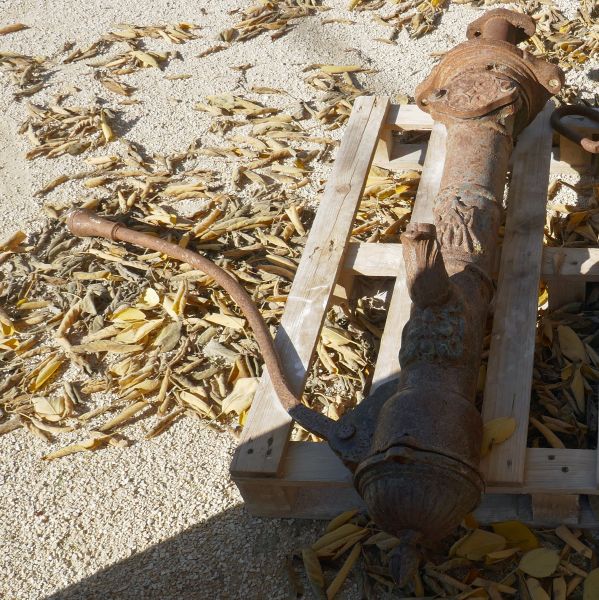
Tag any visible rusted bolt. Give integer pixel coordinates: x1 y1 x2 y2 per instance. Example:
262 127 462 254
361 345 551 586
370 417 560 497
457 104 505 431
337 422 356 440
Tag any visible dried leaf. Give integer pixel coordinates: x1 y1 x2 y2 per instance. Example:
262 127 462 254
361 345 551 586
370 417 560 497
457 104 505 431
326 542 361 599
0 23 28 35
452 529 506 560
326 509 359 533
98 401 147 432
42 435 112 460
204 312 246 330
32 396 66 423
30 357 63 391
491 521 539 551
584 569 599 600
221 377 259 415
481 417 516 457
558 325 587 362
519 548 560 578
301 548 326 599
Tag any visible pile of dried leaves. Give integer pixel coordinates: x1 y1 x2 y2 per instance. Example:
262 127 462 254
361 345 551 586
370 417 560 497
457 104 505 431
294 509 599 598
530 305 599 451
221 0 326 43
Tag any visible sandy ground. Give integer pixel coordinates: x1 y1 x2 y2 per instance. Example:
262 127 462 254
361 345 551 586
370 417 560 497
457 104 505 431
0 1 597 599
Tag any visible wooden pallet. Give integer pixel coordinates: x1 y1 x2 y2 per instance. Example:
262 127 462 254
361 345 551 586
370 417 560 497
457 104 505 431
230 96 599 526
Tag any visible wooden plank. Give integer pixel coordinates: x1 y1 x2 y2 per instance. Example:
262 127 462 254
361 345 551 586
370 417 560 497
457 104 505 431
385 103 597 139
371 271 409 392
542 247 599 279
373 125 394 168
244 488 598 525
382 104 597 175
373 141 427 172
344 243 599 281
365 121 446 393
343 242 404 276
411 121 446 223
531 494 580 525
385 103 433 130
236 443 598 494
547 278 587 309
481 102 555 486
230 96 390 478
377 140 591 175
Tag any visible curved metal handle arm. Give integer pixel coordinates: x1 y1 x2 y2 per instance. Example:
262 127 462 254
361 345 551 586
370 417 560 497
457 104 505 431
66 210 337 439
551 105 599 154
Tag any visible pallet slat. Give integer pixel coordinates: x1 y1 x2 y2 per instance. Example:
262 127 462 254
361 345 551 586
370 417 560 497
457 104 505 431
344 243 599 281
481 102 555 485
378 104 599 176
230 96 390 479
369 119 447 391
235 443 597 495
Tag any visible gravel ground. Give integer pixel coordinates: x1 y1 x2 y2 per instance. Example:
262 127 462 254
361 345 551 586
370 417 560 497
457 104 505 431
0 1 597 599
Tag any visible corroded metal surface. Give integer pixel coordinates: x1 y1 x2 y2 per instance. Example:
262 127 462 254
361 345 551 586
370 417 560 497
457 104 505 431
327 8 564 585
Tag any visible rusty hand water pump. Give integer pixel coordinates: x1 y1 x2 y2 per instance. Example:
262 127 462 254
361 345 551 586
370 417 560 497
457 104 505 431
67 8 564 587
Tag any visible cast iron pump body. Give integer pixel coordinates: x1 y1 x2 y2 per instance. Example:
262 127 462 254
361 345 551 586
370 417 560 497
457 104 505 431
296 8 564 582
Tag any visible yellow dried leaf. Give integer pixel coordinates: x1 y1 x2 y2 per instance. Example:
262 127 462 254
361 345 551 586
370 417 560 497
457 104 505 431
111 307 146 323
326 510 359 533
115 319 163 343
527 578 549 600
452 529 506 560
557 325 587 363
320 65 363 74
584 569 599 600
301 548 325 598
136 288 160 309
152 321 182 352
519 548 560 578
100 110 114 142
571 367 586 412
30 357 63 391
0 230 26 250
163 281 187 318
72 340 144 354
221 377 259 415
481 417 516 457
204 312 246 330
0 23 28 35
553 577 566 600
179 390 213 416
98 401 147 432
485 547 520 564
32 396 66 423
42 435 111 460
555 525 592 558
326 542 361 599
131 50 160 68
312 523 364 552
491 521 539 551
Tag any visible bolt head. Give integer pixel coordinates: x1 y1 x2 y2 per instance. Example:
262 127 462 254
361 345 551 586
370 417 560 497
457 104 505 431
337 422 356 440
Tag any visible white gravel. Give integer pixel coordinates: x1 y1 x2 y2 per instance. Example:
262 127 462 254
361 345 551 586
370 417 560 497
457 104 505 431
0 1 597 599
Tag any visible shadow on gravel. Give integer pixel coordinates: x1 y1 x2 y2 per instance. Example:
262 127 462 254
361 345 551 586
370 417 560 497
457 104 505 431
44 504 323 600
